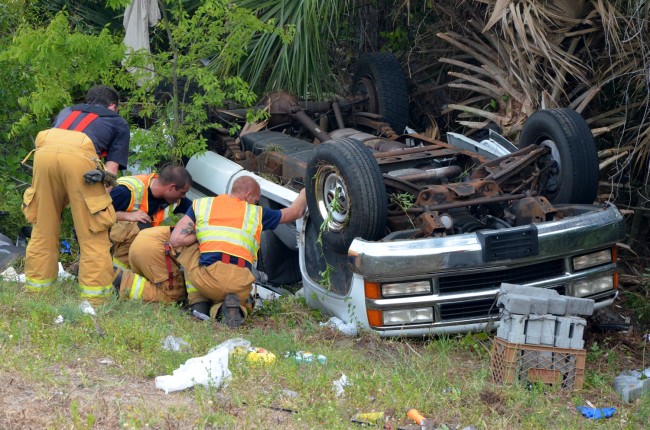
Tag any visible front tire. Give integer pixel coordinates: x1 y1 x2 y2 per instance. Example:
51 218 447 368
518 109 598 204
305 137 387 253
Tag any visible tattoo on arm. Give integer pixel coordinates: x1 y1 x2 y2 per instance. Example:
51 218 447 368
181 221 195 235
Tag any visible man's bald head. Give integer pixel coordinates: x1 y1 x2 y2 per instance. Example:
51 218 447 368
231 176 261 204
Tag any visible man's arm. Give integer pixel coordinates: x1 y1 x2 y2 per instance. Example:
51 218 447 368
279 189 307 224
104 160 119 176
170 214 198 247
115 210 151 223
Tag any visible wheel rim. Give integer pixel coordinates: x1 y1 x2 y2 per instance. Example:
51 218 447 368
315 166 350 231
354 76 379 114
539 138 562 197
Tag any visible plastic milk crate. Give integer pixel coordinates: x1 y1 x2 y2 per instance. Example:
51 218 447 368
490 337 586 390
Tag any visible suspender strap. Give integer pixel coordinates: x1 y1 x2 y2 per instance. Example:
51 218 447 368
59 111 82 129
58 111 99 132
73 113 99 131
163 242 174 288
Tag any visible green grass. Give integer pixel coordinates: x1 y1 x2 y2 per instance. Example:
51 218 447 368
0 278 648 429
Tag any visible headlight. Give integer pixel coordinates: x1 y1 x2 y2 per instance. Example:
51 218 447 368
573 249 612 271
383 308 434 325
382 281 432 297
572 275 614 297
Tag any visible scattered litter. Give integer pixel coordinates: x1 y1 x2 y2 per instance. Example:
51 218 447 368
57 262 75 280
614 366 650 403
246 347 276 364
577 405 616 420
54 315 64 324
60 240 71 254
333 374 350 397
320 316 358 336
99 358 114 365
285 351 327 364
79 300 96 316
1 263 72 282
191 309 211 321
162 335 191 352
351 411 384 426
407 408 431 428
155 341 232 394
1 266 24 283
282 389 298 398
208 337 251 354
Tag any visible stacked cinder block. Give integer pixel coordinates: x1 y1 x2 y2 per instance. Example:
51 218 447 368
496 283 594 349
491 283 593 390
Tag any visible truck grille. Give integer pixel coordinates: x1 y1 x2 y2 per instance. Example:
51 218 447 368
437 259 565 294
440 298 500 320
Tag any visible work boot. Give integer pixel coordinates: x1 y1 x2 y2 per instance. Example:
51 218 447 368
222 293 245 329
112 268 123 293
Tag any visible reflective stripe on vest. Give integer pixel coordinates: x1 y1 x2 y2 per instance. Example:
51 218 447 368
116 173 179 227
194 195 263 263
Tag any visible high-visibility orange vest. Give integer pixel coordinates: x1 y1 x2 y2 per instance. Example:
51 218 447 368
194 195 263 264
116 173 179 226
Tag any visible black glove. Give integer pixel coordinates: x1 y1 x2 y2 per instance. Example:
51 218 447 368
83 169 118 187
83 169 105 184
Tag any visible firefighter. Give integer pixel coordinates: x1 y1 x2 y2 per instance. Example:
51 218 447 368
167 176 307 327
109 165 192 270
22 85 130 305
113 226 187 304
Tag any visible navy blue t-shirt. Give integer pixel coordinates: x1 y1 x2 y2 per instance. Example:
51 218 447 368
185 203 282 267
54 104 130 170
110 185 192 217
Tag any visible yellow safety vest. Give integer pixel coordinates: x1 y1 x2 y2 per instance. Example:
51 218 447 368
194 195 263 264
117 173 179 226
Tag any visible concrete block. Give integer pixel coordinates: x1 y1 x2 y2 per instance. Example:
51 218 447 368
547 297 567 316
564 297 595 316
525 316 543 345
498 294 532 314
540 315 556 346
529 297 549 315
554 316 573 348
498 313 527 343
569 317 586 349
499 283 559 298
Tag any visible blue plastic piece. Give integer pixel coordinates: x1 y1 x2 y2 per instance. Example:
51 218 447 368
577 406 616 419
60 240 71 254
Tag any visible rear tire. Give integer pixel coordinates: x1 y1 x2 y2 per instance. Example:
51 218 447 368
518 108 598 204
352 53 410 134
305 137 387 253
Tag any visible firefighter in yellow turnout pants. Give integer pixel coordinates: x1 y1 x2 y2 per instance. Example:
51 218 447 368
109 165 192 270
170 176 307 328
113 226 187 303
22 85 130 305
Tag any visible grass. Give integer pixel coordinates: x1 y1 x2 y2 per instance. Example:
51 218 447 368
1 278 649 429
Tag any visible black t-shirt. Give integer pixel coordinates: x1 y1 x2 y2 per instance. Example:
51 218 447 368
54 104 130 170
110 185 192 217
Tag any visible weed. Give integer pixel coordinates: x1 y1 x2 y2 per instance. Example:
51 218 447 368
390 192 416 228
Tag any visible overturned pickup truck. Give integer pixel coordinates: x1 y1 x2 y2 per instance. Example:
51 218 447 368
187 53 625 337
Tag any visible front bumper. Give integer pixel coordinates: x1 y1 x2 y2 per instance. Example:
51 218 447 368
305 204 625 337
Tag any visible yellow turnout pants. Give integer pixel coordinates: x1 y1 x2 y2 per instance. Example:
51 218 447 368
117 226 187 303
23 129 116 304
110 221 140 269
177 243 255 308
